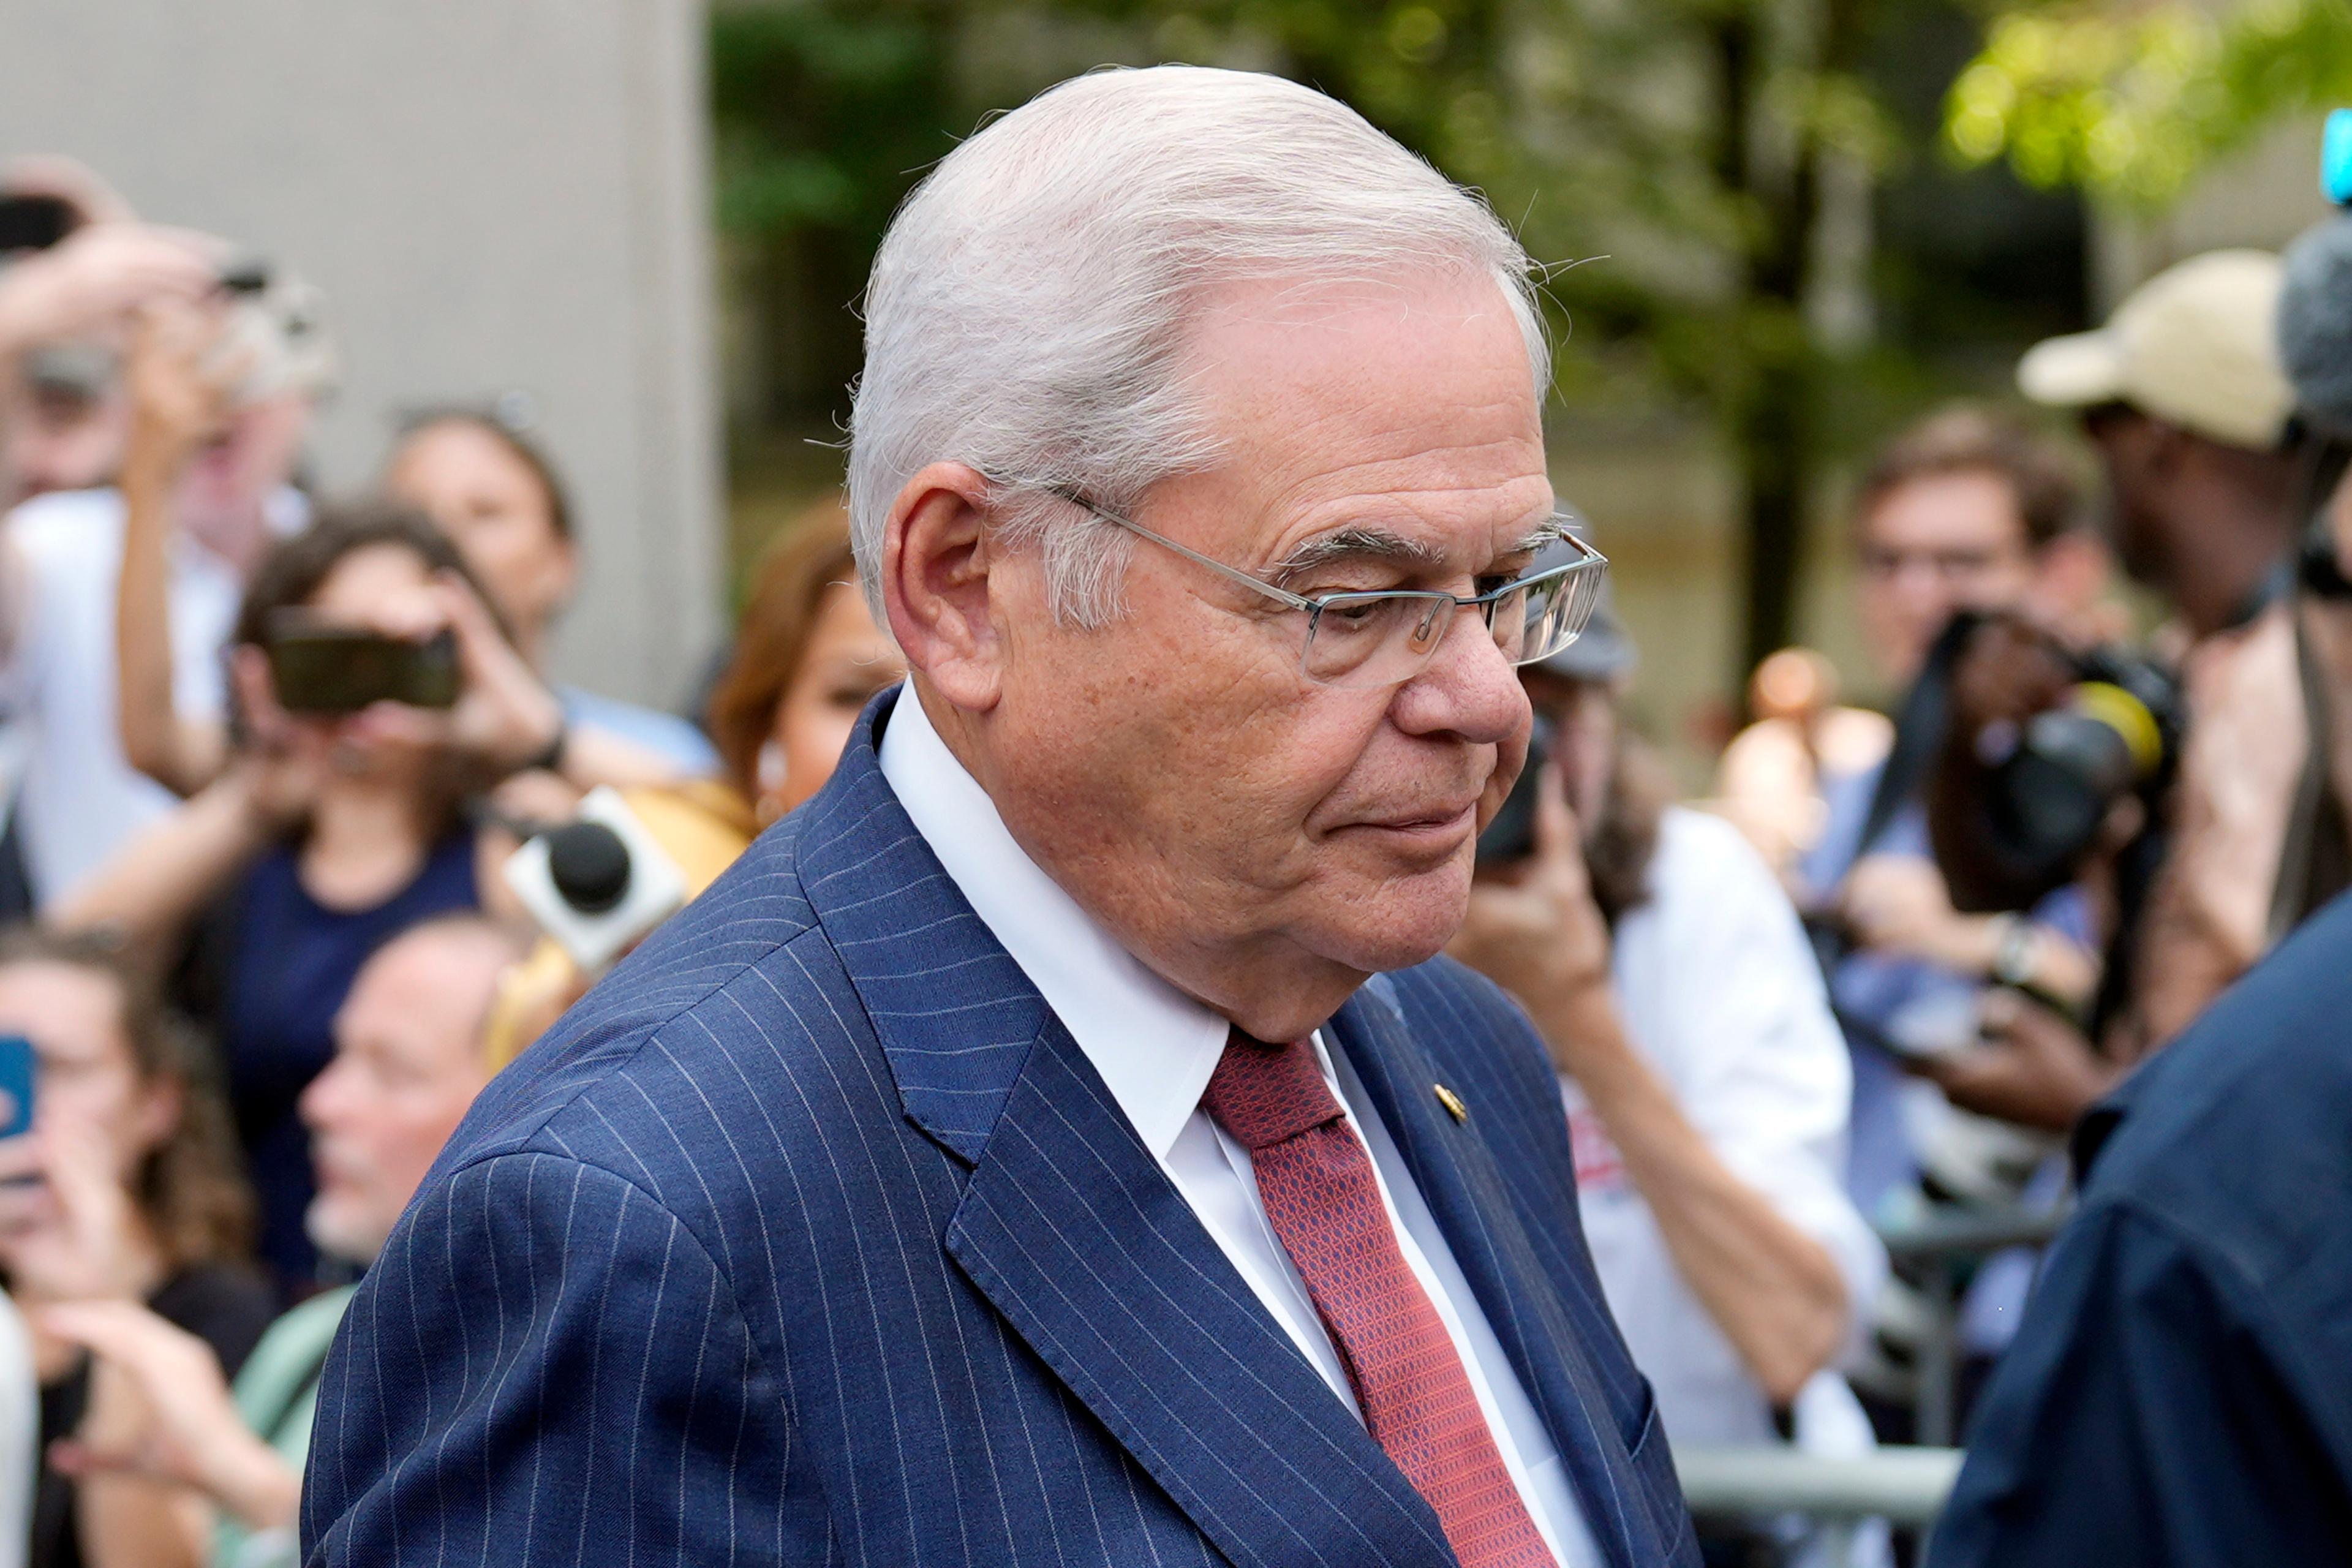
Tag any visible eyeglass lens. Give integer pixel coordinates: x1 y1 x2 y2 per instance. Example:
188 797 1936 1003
1302 548 1603 688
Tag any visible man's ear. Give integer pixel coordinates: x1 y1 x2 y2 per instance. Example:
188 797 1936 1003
881 462 1006 714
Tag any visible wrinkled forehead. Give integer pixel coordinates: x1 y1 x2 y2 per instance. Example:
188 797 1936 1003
1172 271 1551 568
335 934 510 1068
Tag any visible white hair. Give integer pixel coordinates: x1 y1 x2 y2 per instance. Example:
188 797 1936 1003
846 65 1550 626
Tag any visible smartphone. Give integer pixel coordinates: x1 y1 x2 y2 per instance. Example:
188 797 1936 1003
0 1036 36 1142
0 194 73 255
264 615 460 714
1474 714 1556 868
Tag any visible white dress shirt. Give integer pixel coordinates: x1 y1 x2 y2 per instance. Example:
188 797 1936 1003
2 484 307 906
881 690 1596 1568
1574 807 1887 1446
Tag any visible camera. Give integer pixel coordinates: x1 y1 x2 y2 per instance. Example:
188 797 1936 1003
502 787 688 976
1969 640 2180 895
1915 612 2183 919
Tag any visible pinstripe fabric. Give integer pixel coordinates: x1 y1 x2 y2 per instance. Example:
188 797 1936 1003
300 691 1695 1567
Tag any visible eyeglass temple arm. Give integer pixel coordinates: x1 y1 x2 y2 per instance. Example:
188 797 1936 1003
1049 487 1322 612
1050 486 1605 611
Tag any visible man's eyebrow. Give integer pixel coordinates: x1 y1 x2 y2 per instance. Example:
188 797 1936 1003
1267 526 1450 587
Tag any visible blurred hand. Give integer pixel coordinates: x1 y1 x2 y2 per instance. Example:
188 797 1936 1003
1841 854 1986 971
42 1298 300 1536
0 1116 150 1305
344 572 564 778
1447 765 1613 1069
226 646 326 834
1913 989 2120 1133
43 1301 238 1491
0 222 223 353
1 156 135 227
123 300 244 481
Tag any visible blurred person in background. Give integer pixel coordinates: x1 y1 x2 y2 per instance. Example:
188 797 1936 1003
111 355 696 820
1719 412 2108 1229
1717 407 2111 892
0 156 211 507
1449 609 1885 1565
704 497 907 826
0 929 270 1568
54 505 525 1297
479 499 893 1074
381 407 718 776
0 267 326 914
37 914 524 1568
2023 248 2335 1062
1899 247 2312 1137
1714 412 2113 1440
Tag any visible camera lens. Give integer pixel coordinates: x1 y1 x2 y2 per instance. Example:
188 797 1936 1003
546 822 631 914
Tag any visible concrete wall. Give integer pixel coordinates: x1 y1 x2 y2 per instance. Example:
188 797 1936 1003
0 0 722 710
2095 116 2335 307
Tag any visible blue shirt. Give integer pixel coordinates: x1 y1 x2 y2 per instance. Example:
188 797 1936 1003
1933 892 2352 1566
1798 758 2092 1220
221 832 478 1295
559 685 718 776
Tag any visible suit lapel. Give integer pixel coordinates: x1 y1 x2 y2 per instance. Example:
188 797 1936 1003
946 1014 1458 1568
1329 985 1664 1568
800 695 1455 1568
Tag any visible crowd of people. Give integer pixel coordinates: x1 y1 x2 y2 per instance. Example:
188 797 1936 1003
0 63 2346 1568
0 157 909 1568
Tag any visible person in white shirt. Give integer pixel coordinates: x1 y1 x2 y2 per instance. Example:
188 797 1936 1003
1450 608 1886 1459
0 270 327 908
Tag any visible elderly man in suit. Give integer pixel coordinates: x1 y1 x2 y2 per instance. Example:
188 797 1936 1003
302 66 1695 1568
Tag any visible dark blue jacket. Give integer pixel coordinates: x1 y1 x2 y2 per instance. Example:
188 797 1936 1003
1932 892 2352 1565
301 693 1696 1567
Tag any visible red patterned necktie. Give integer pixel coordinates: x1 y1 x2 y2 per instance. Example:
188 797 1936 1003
1202 1032 1556 1568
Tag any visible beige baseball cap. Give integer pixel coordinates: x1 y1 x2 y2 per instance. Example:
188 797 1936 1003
2017 249 2293 451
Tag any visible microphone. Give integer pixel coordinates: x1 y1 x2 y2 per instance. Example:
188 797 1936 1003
2282 210 2352 440
2283 110 2352 439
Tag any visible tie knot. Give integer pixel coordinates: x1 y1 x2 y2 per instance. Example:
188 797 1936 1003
1200 1031 1345 1152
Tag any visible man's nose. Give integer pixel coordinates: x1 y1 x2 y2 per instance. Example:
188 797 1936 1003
300 1061 348 1131
1389 604 1528 744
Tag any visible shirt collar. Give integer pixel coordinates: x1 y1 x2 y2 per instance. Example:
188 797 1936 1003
876 685 1229 1160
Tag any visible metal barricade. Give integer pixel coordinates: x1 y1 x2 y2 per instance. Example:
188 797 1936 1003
1877 1204 2068 1444
1675 1444 1964 1567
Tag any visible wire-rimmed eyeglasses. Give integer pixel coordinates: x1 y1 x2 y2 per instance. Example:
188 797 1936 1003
1049 488 1609 690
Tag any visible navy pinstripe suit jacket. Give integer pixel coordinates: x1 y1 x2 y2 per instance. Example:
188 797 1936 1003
301 694 1697 1567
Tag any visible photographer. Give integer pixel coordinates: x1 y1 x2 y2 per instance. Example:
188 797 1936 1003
1932 142 2352 1567
1737 412 2108 1218
52 505 530 1297
1447 612 1885 1512
2016 249 2309 1060
109 320 695 814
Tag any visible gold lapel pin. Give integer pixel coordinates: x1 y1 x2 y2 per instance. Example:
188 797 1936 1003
1433 1083 1468 1123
